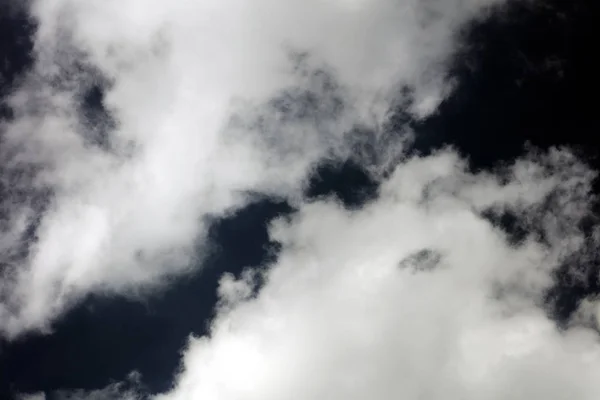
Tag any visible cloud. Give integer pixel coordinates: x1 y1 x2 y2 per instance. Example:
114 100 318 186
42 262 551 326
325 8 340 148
48 146 600 400
6 1 600 399
17 394 46 400
0 0 504 338
149 147 600 400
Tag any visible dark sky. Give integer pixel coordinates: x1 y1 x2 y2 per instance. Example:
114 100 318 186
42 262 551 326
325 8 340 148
1 0 599 399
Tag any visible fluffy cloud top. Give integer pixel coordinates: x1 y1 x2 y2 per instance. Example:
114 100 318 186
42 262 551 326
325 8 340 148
153 148 600 400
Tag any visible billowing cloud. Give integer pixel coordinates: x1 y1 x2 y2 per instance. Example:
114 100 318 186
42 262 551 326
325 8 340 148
151 147 600 400
46 146 600 400
9 0 600 399
0 0 504 338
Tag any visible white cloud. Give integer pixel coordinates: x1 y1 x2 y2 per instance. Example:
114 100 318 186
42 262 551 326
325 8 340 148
6 2 600 398
150 147 600 400
0 0 505 338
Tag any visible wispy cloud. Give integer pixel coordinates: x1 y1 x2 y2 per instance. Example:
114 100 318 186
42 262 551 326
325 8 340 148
0 0 503 338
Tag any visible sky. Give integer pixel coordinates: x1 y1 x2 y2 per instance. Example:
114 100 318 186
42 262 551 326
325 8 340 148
0 0 599 399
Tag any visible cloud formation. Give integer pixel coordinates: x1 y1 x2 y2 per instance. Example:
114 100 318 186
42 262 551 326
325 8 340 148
154 148 600 400
53 147 600 400
8 0 600 398
0 0 504 338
